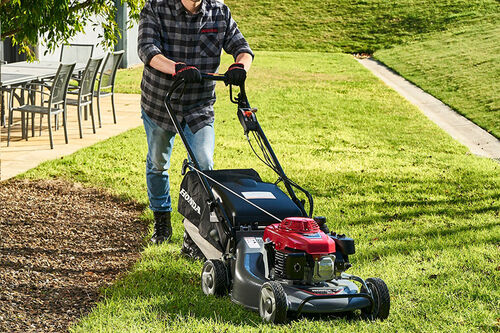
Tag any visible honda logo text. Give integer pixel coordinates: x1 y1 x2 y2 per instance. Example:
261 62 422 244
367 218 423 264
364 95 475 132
180 188 201 215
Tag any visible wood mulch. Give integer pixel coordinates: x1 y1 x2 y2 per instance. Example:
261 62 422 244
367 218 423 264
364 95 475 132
0 179 148 332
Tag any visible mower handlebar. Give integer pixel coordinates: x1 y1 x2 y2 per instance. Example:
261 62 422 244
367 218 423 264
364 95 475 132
201 73 226 81
166 73 247 106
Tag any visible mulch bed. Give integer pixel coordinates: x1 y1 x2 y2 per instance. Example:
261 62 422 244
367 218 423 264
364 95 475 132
0 179 148 332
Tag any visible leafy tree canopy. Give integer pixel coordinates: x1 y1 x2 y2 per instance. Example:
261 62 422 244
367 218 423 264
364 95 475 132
0 0 145 59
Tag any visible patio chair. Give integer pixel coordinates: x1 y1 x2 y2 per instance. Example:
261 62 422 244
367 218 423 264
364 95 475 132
66 56 103 138
94 50 124 126
60 44 94 64
60 44 94 81
7 63 75 149
1 50 6 125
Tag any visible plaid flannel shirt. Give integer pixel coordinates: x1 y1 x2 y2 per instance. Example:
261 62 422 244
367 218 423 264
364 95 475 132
138 0 254 133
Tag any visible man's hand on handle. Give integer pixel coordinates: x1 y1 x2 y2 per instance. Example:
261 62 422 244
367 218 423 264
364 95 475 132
174 63 202 83
224 63 247 86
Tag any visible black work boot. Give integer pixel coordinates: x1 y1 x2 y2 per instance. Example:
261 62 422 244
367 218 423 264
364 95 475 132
151 211 172 244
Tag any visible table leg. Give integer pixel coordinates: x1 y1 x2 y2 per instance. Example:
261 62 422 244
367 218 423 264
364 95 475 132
20 88 26 140
21 111 26 140
30 88 35 137
1 90 5 127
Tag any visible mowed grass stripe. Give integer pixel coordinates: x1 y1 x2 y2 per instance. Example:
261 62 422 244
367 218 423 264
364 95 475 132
23 52 499 332
375 15 500 138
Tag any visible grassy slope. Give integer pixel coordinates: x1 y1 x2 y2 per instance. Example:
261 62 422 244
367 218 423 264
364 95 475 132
23 52 500 332
224 0 499 53
374 15 500 138
117 1 500 137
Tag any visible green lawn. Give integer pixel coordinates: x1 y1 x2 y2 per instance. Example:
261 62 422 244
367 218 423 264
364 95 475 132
115 65 143 94
225 0 500 137
117 0 500 137
374 15 500 139
23 52 500 332
225 0 499 54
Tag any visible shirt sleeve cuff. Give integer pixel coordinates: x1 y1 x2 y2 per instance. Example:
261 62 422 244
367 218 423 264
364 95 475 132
232 44 254 61
139 45 163 66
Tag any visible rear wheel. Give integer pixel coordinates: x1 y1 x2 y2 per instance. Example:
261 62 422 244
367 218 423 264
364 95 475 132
181 230 206 261
201 259 227 296
361 277 390 320
259 281 288 324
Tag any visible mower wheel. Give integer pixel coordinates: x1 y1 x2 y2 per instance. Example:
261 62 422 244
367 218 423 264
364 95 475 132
181 231 206 261
361 277 390 321
259 281 288 324
201 260 227 297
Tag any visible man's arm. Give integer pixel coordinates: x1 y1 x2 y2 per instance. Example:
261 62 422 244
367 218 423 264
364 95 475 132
153 52 251 75
235 52 253 72
137 2 164 67
137 3 178 76
222 6 254 70
149 54 176 75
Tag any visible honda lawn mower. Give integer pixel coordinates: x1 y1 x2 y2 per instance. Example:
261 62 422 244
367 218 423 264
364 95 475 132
164 74 390 324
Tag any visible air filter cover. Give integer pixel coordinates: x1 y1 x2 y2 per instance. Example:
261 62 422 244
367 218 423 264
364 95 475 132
264 217 336 255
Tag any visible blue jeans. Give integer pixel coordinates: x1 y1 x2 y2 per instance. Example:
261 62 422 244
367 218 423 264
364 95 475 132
142 110 214 212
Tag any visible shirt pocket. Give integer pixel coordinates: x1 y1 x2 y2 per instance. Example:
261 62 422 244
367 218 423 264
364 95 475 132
199 22 225 57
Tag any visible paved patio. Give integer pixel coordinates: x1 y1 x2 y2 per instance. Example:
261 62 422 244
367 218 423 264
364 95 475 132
0 93 142 180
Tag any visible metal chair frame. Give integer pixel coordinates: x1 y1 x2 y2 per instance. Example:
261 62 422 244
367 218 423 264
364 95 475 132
66 56 104 138
7 63 76 149
94 50 124 126
59 44 94 64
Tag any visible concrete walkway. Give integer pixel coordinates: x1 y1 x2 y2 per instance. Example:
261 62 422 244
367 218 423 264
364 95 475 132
0 93 142 180
357 57 500 160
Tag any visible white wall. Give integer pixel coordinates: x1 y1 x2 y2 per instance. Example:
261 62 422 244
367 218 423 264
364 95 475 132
124 6 141 67
38 23 108 62
37 13 140 68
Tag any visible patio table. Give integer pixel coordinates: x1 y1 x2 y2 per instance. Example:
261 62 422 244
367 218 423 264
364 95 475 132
1 73 37 86
1 72 38 132
1 61 86 80
1 61 86 133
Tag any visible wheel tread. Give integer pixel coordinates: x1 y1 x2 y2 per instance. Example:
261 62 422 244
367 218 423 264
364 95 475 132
361 277 390 320
260 281 288 324
201 259 227 297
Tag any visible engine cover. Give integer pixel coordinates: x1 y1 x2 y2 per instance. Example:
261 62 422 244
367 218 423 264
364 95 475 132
263 217 336 255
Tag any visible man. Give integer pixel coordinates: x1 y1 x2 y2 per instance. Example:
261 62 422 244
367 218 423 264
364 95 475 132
137 0 253 244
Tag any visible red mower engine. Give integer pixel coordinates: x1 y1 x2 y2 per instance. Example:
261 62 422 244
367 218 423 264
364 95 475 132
263 217 354 284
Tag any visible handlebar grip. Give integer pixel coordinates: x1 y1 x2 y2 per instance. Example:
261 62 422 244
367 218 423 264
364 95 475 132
201 73 226 81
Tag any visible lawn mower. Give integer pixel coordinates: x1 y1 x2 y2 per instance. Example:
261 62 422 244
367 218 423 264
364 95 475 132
164 73 390 323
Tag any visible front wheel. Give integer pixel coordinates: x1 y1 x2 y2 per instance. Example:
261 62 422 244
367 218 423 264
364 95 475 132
259 281 288 324
201 259 227 296
361 277 390 320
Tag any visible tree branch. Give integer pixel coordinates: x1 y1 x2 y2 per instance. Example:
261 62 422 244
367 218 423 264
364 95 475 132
0 27 21 39
0 0 11 8
69 0 95 13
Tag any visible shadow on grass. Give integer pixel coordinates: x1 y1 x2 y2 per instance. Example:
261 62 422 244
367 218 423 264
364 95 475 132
107 250 262 327
348 198 499 227
106 251 373 327
359 219 499 260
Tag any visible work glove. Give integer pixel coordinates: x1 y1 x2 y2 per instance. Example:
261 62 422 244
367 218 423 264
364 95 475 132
174 63 202 83
224 63 246 86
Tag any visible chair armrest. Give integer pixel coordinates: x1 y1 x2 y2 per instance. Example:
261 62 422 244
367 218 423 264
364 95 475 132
15 86 51 97
27 81 53 91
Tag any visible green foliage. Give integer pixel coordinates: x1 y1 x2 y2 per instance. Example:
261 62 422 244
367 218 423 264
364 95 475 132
374 15 500 138
0 0 144 59
225 0 499 53
22 52 500 332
